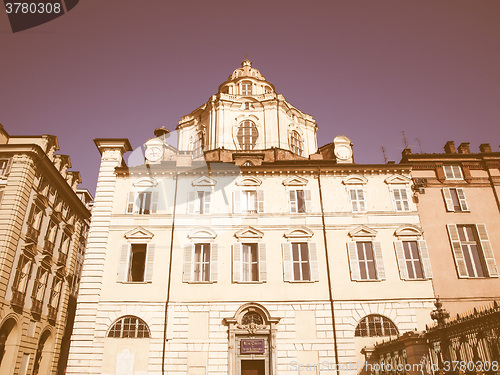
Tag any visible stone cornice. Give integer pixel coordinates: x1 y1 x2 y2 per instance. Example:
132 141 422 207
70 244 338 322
0 143 91 219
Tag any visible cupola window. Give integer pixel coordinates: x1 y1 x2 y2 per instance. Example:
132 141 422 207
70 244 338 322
290 131 303 156
241 81 252 95
237 121 258 150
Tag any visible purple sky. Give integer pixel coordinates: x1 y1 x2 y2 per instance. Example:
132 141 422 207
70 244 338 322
1 0 499 195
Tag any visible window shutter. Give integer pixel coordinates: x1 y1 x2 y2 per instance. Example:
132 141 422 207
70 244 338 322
182 244 193 282
309 242 319 281
187 192 196 214
126 192 135 214
233 191 241 214
347 242 361 281
456 188 469 212
257 190 265 213
359 190 366 212
232 243 242 282
144 244 155 282
447 224 468 278
151 192 159 214
373 241 385 280
304 190 312 213
442 188 455 212
282 243 293 281
289 190 297 213
210 244 218 282
204 192 211 214
394 241 409 280
417 240 433 279
117 244 129 282
476 224 498 277
259 243 267 282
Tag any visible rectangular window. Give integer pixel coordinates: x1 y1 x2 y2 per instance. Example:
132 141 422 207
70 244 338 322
289 190 311 213
392 188 410 211
193 243 211 282
241 81 252 95
357 242 377 280
31 267 49 301
242 244 259 281
126 191 158 214
0 158 12 176
349 188 366 212
129 244 147 282
241 191 257 213
188 191 211 214
292 243 311 281
457 225 486 277
13 254 33 293
443 165 463 180
442 188 469 212
49 277 63 309
402 241 424 279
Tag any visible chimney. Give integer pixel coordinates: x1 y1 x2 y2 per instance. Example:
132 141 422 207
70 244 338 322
402 148 412 157
457 143 470 154
444 141 456 154
479 143 492 153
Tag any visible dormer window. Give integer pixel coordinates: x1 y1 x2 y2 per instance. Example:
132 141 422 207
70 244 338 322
290 131 303 156
237 121 258 150
241 81 252 95
264 86 271 94
443 165 463 180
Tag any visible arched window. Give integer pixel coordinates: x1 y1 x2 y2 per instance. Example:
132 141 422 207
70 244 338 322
290 130 303 156
108 316 150 338
241 81 252 95
355 314 398 337
237 121 258 150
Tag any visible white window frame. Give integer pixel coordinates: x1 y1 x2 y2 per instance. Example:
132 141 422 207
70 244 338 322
288 189 311 214
391 187 411 212
447 224 498 278
236 120 258 150
347 231 385 282
443 165 464 180
289 130 304 156
233 189 264 214
348 187 366 213
442 188 469 212
188 190 211 214
126 190 159 215
117 243 155 283
240 81 252 95
0 158 12 177
232 242 266 283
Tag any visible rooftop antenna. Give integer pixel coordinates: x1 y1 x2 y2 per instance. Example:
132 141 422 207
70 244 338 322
402 131 409 149
381 146 388 164
416 138 423 153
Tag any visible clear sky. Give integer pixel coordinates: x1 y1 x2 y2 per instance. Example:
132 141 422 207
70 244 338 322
1 0 499 195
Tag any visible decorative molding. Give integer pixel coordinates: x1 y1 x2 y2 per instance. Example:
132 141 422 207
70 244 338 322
282 176 308 186
187 227 217 240
342 175 368 185
132 177 158 188
192 176 217 187
234 226 264 239
385 174 412 185
236 176 262 186
394 224 423 237
348 225 378 238
124 227 154 240
284 227 314 239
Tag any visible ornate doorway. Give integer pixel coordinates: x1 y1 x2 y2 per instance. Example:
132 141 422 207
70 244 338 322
223 303 280 375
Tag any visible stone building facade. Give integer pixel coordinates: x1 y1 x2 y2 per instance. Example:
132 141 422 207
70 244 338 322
0 124 92 375
66 61 439 375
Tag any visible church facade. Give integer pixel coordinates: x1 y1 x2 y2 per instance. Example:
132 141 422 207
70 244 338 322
66 61 448 375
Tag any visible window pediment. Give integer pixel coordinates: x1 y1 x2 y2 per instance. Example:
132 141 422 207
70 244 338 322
284 227 314 239
234 226 264 239
132 177 158 188
187 227 217 240
348 225 377 238
192 176 216 187
385 174 411 185
124 227 154 240
394 224 423 237
282 176 308 186
236 176 262 186
342 175 368 185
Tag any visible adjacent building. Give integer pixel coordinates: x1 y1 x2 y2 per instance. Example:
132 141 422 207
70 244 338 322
66 61 441 375
0 124 92 375
402 141 500 315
